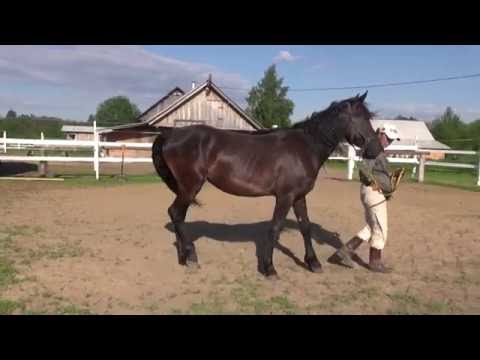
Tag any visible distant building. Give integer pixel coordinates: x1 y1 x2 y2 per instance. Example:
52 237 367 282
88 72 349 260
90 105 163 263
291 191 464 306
370 119 450 160
61 125 105 141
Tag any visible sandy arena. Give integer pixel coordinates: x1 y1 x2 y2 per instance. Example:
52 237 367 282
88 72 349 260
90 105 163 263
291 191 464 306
1 166 479 314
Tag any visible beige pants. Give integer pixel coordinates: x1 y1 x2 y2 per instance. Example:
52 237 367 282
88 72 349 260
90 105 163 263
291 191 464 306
356 184 388 250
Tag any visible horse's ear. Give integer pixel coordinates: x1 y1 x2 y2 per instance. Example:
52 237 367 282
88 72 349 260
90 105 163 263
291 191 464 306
359 91 368 103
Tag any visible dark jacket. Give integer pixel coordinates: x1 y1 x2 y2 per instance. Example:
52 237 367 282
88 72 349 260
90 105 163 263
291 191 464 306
359 152 393 195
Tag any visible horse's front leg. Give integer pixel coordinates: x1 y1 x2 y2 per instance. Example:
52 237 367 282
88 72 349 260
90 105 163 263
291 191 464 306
260 196 292 278
293 196 322 273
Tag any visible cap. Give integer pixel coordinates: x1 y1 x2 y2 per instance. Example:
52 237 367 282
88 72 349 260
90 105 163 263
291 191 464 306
378 123 400 141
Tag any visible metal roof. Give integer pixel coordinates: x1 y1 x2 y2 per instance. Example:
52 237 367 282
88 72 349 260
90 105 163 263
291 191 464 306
370 119 450 150
61 125 106 133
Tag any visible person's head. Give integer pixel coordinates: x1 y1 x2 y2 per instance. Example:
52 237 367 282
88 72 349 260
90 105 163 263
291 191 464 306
377 123 400 148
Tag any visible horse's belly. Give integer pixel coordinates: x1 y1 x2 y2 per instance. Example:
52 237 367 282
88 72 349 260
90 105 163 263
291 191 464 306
206 167 271 197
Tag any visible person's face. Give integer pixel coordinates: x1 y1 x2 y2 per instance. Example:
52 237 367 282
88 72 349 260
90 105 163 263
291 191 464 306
378 132 393 148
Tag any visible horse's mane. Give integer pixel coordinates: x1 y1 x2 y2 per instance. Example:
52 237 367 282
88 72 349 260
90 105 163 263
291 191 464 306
291 97 376 147
293 98 375 130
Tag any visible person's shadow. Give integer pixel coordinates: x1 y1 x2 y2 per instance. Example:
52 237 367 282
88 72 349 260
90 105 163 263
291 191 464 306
165 219 347 272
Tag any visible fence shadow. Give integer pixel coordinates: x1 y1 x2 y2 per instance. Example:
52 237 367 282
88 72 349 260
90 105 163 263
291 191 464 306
165 219 344 271
0 162 38 176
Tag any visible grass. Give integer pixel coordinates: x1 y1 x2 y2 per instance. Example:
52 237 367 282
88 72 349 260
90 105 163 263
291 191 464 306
176 277 300 315
0 258 17 288
325 160 480 192
61 174 162 187
25 242 85 262
0 299 24 315
55 304 92 315
0 226 42 291
386 291 458 315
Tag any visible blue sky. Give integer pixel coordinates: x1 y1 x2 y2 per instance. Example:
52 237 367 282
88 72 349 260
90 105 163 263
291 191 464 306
1 45 480 123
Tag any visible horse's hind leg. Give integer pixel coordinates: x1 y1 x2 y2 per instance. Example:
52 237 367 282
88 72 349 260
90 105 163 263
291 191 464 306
293 196 322 273
260 196 293 278
168 179 205 268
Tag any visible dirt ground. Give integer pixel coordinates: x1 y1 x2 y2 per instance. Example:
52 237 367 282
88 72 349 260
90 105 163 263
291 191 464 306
1 168 480 314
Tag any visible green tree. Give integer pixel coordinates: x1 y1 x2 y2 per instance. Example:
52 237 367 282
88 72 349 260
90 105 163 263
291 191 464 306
6 110 17 119
95 96 141 127
394 115 417 120
430 107 468 149
246 65 294 128
466 119 480 151
87 114 95 124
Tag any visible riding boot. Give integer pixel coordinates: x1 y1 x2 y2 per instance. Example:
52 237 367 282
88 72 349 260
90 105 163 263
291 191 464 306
368 247 393 273
328 236 364 268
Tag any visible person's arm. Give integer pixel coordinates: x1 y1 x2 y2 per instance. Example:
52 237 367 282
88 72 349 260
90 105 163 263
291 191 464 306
371 154 394 195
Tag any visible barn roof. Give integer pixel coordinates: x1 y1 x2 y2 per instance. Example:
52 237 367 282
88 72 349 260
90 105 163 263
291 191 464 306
137 87 185 122
370 119 450 150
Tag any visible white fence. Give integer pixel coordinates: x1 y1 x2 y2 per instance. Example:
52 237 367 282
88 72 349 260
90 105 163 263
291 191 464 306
335 144 480 186
1 124 479 185
0 122 153 180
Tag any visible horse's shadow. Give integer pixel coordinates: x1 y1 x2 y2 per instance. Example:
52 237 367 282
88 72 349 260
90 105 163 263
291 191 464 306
165 219 344 271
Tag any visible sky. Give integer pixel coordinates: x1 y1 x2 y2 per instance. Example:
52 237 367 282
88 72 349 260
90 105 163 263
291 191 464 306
1 45 480 123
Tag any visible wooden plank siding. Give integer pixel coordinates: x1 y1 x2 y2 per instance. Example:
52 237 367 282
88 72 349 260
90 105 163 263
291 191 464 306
157 89 255 131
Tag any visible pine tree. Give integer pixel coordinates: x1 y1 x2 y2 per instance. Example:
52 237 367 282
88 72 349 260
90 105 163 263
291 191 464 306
246 65 294 128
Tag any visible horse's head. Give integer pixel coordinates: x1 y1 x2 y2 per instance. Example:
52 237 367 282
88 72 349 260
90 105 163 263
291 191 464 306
336 91 379 152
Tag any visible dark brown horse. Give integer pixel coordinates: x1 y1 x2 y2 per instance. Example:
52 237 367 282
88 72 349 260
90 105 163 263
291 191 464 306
152 92 380 278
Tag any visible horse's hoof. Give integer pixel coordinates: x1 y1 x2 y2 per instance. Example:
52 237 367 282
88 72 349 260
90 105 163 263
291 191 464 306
266 273 280 281
309 264 323 273
186 260 200 270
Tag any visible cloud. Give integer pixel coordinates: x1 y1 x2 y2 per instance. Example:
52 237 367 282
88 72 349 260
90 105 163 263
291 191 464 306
273 50 300 63
0 46 250 120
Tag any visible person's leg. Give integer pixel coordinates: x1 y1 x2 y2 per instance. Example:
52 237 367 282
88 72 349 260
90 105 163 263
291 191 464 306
328 186 371 268
367 196 391 273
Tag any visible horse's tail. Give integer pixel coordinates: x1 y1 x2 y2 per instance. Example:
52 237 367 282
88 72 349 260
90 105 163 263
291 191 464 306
152 131 202 207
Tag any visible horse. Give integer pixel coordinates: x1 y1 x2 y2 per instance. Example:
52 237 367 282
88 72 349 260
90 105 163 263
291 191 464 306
151 91 381 278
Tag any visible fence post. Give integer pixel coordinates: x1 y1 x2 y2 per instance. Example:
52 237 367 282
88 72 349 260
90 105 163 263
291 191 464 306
347 145 355 180
3 131 6 153
477 151 480 186
418 154 425 183
120 145 126 177
93 121 99 180
39 132 49 177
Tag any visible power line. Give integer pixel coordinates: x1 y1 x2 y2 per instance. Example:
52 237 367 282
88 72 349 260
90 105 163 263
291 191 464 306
218 72 480 92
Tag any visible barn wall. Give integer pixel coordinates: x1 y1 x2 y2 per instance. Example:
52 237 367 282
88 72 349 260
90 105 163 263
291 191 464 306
65 133 95 141
155 89 255 130
103 131 156 158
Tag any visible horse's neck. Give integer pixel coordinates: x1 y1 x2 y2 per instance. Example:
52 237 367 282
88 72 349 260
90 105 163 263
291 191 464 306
303 118 345 155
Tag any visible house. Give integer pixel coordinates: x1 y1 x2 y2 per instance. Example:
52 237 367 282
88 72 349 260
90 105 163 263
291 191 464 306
98 76 263 157
61 125 106 141
370 119 450 160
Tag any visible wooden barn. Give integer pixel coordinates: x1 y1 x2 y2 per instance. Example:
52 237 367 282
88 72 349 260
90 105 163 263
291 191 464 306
99 77 263 157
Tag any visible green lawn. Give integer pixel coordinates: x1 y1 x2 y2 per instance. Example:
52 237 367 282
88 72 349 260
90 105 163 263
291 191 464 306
61 174 162 187
325 160 480 192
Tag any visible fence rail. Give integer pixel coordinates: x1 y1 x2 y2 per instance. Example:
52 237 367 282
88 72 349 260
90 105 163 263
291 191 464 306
1 123 479 185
